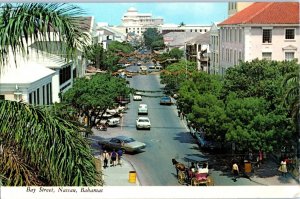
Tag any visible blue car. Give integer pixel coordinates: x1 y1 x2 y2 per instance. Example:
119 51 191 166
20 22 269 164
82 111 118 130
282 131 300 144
160 96 172 105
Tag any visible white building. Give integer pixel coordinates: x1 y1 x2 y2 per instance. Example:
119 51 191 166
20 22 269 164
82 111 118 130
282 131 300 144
209 22 220 74
121 7 164 37
160 24 211 35
218 2 300 75
0 50 72 105
96 23 127 49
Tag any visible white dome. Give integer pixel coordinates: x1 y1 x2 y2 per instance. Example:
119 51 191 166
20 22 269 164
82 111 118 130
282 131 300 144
128 7 137 12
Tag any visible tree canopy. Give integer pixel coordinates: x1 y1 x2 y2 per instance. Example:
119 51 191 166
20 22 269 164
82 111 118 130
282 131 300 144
177 59 298 153
160 60 197 95
143 28 164 50
63 73 132 124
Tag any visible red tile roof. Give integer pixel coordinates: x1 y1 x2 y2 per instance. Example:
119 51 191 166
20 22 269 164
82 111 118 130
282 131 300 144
220 2 300 25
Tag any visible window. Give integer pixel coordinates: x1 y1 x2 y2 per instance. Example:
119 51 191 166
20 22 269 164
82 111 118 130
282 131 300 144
42 85 45 105
285 29 295 40
262 29 272 43
262 52 272 60
37 88 40 105
29 93 32 104
285 52 295 61
0 95 5 100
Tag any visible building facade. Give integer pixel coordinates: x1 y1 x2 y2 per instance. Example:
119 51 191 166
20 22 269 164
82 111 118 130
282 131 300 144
121 7 164 37
160 24 211 35
218 2 300 75
209 23 220 74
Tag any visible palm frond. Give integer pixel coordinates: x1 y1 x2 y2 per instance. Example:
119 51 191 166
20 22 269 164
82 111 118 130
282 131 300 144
0 3 89 70
0 100 102 186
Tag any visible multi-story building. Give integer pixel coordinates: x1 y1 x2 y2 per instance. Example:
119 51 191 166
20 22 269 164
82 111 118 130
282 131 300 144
0 50 70 104
121 7 164 37
96 23 127 50
0 16 98 104
209 22 220 74
186 32 210 72
218 2 300 75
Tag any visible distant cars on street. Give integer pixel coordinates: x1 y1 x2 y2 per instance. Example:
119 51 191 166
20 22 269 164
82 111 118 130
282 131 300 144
136 116 151 130
138 104 148 115
133 94 142 101
160 96 172 105
98 136 146 153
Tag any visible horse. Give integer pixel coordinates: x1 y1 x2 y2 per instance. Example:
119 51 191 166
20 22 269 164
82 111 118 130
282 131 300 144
172 158 186 178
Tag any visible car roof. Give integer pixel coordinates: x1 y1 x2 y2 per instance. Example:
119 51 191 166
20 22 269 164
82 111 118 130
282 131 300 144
114 135 130 140
139 104 147 106
138 116 150 119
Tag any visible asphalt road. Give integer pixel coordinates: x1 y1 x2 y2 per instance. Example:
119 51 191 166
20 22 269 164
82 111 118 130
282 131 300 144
94 63 262 186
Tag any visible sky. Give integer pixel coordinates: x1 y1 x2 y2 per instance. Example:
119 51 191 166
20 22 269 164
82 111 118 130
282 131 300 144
75 3 228 26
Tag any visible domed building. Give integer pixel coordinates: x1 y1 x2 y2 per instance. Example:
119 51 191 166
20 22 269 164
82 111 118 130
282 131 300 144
121 7 164 37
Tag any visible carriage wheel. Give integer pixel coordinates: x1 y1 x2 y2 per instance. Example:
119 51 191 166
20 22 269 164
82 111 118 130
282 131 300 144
206 176 214 186
191 177 198 186
178 171 185 185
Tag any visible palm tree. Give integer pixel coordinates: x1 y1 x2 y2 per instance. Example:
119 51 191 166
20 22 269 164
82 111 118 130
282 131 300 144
0 3 102 186
283 68 299 120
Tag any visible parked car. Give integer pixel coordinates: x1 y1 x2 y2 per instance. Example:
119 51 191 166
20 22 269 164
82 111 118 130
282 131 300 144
139 66 148 74
138 104 148 115
136 116 151 130
137 62 142 66
133 94 142 101
126 72 133 78
107 117 120 127
148 65 155 69
98 136 146 153
160 96 172 105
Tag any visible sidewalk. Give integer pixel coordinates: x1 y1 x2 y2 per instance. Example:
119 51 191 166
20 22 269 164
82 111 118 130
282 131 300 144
101 156 141 186
247 158 299 185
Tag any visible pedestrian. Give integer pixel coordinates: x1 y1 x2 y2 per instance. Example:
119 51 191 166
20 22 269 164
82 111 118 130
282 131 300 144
117 148 123 166
278 159 288 177
102 150 110 169
180 112 183 120
110 149 118 167
232 162 239 182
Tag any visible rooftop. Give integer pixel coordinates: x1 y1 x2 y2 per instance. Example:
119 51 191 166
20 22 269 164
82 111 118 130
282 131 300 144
220 2 300 25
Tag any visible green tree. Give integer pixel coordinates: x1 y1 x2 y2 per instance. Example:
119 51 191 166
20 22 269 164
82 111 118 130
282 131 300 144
83 44 104 69
221 60 298 152
169 48 183 60
0 3 100 186
108 41 134 54
143 28 164 51
160 60 197 95
63 73 132 125
178 72 227 142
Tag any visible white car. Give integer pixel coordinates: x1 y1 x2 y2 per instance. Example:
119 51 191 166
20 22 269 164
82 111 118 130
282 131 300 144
133 94 142 101
107 118 120 126
136 116 151 130
138 104 148 115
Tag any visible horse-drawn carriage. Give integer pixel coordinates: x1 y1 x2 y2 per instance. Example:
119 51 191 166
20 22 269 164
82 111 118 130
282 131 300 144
172 155 214 186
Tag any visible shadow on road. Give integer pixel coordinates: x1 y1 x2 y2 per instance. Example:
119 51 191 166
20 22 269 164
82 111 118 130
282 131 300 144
173 132 198 144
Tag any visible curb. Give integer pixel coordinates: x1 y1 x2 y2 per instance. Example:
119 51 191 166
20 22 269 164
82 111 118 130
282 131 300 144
123 156 141 186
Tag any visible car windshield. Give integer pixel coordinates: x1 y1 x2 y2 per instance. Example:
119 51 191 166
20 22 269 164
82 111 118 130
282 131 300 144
123 138 135 143
139 119 149 122
162 97 170 100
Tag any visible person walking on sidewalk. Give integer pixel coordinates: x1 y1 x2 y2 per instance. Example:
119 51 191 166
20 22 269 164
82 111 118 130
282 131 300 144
278 158 288 177
102 150 110 169
110 149 118 167
232 162 239 182
117 148 123 166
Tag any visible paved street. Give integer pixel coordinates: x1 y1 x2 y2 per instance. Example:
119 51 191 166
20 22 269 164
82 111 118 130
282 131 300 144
91 64 299 186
